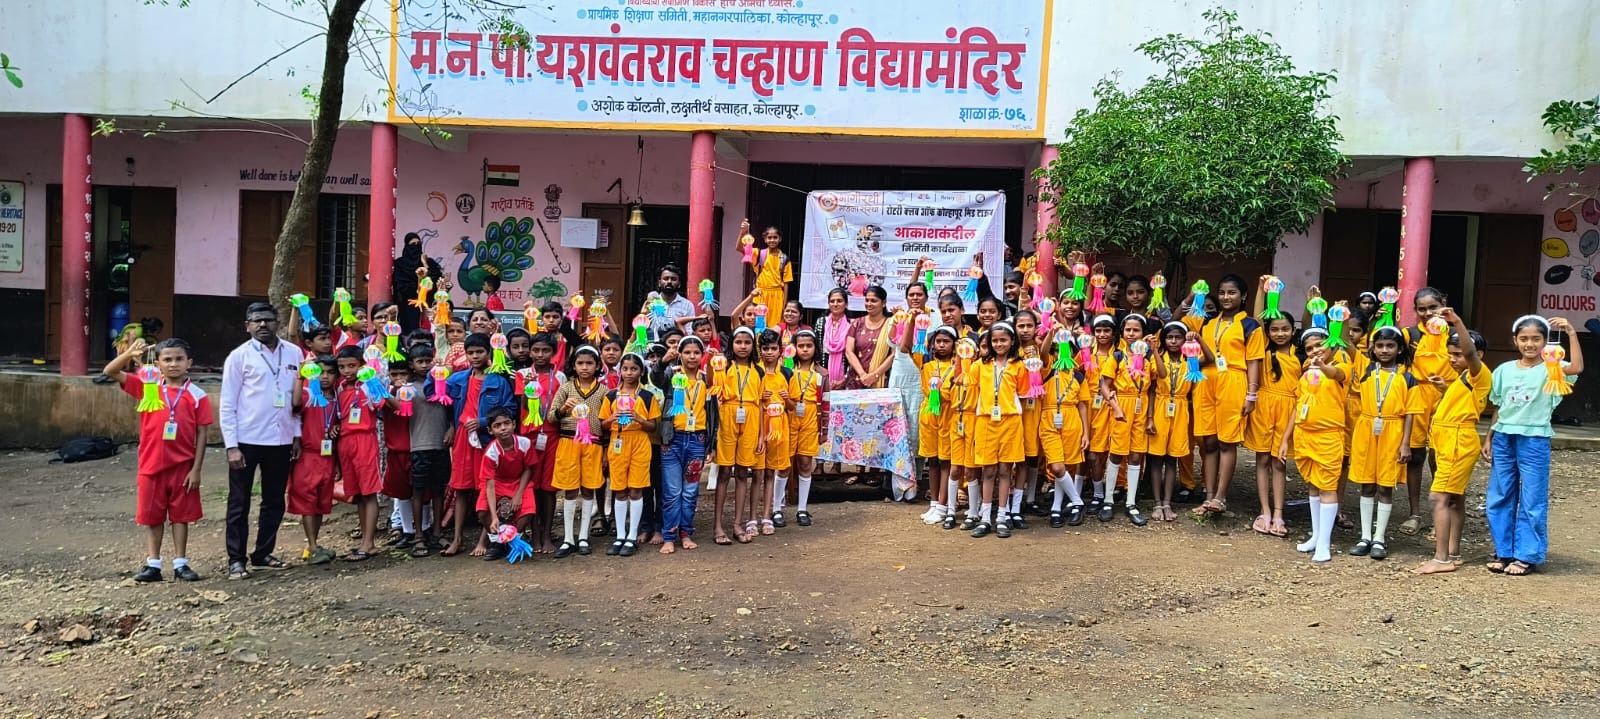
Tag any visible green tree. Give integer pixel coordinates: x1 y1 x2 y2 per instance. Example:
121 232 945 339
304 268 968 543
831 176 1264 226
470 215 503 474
1524 97 1600 204
528 277 570 303
1038 8 1346 289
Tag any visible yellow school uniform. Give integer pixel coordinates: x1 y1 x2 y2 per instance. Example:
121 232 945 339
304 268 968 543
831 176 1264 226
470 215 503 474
948 366 978 470
1291 359 1350 492
917 356 957 461
1185 311 1266 444
1020 346 1043 458
1428 363 1490 495
716 363 763 467
1406 325 1459 450
754 249 792 321
972 359 1029 465
669 372 711 434
1333 347 1370 455
602 388 659 491
788 365 822 458
1350 364 1424 488
1038 370 1093 467
1084 346 1119 453
755 365 792 471
1104 350 1154 457
1244 349 1302 454
1150 354 1196 458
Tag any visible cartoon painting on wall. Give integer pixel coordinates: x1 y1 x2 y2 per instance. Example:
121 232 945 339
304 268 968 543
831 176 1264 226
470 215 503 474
1538 197 1600 317
412 216 572 308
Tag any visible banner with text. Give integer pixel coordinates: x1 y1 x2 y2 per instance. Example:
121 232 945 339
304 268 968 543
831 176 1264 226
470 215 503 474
1538 197 1600 323
390 0 1048 136
799 190 1005 310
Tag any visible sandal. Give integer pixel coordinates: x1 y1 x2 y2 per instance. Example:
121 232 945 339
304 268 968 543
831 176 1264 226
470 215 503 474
713 533 733 546
1398 515 1423 536
1269 518 1288 537
1251 514 1273 535
1336 513 1355 530
1504 560 1536 576
343 549 372 562
760 520 776 536
410 543 432 558
250 555 288 569
1486 557 1512 573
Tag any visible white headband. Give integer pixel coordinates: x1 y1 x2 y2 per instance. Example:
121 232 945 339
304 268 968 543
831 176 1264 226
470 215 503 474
1512 314 1550 334
1301 327 1330 340
1092 313 1116 327
1163 321 1188 334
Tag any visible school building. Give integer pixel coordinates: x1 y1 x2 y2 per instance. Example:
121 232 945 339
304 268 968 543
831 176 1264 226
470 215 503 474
0 0 1596 402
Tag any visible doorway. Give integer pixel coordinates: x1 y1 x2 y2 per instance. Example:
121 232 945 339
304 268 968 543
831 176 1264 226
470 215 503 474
45 185 176 363
581 203 716 315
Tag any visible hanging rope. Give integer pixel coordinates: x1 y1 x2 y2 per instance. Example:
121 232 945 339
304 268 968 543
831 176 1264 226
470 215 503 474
712 164 811 197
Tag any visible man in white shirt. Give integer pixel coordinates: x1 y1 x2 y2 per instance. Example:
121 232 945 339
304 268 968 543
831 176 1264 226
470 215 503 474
220 302 306 580
648 264 702 341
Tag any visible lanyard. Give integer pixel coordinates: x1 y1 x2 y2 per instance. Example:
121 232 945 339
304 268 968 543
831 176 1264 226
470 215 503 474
734 365 753 403
991 359 1008 411
1167 355 1182 396
1211 315 1234 353
163 379 192 424
252 341 284 382
797 369 815 400
323 401 338 434
1054 373 1076 406
1372 367 1399 415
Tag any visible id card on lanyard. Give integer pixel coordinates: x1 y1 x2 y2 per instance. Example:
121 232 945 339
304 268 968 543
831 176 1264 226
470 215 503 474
321 403 338 455
990 360 1007 422
734 368 751 425
254 342 288 407
795 372 812 417
1212 318 1233 372
161 380 192 441
1371 368 1398 436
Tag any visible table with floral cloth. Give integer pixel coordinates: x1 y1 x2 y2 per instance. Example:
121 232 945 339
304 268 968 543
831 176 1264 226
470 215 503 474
818 388 914 482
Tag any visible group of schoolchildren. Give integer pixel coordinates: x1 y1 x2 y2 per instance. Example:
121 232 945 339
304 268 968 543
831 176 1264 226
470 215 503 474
107 226 1580 580
901 252 1579 577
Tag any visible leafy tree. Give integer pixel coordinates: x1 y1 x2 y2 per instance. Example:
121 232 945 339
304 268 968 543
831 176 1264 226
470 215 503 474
528 277 569 303
1524 97 1600 204
1039 8 1346 289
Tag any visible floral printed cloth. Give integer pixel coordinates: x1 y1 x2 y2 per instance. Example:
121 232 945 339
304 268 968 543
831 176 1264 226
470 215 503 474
820 388 914 481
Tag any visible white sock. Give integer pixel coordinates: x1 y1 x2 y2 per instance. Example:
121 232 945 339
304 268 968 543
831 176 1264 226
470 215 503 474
146 558 162 569
979 502 993 523
1064 473 1084 505
627 498 643 541
1051 477 1067 512
797 475 812 512
1103 462 1121 500
1125 465 1142 509
1297 497 1320 553
1092 479 1106 501
1358 495 1376 541
773 473 789 513
1374 502 1393 544
173 557 189 568
580 498 596 541
604 487 614 520
613 498 630 538
1023 467 1038 503
397 499 416 534
1009 488 1023 515
945 478 959 513
1314 500 1339 562
562 497 578 545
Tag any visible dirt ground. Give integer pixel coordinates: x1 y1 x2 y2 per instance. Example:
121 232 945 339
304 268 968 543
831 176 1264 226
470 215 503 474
0 448 1597 718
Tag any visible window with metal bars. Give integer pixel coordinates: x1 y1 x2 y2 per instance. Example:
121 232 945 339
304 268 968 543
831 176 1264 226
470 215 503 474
315 194 360 298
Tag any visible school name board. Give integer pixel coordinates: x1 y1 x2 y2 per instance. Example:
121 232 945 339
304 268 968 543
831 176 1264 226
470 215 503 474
0 181 23 273
390 0 1049 137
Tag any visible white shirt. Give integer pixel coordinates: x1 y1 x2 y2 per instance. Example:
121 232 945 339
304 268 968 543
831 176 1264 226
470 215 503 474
220 339 305 448
650 293 699 340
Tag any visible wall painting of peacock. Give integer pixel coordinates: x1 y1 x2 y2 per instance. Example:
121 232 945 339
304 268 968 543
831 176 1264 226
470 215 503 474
453 216 537 306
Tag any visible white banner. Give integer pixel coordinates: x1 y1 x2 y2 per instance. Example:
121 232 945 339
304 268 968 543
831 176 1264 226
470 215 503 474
389 0 1048 137
799 190 1005 310
0 181 22 273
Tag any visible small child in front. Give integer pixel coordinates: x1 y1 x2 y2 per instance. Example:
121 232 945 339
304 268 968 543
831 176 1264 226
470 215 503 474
1416 308 1488 575
289 354 339 565
334 345 385 561
105 338 212 582
476 407 535 560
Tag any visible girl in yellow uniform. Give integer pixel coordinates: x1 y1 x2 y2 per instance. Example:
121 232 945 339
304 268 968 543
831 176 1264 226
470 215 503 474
1399 287 1454 536
1275 327 1347 563
1098 314 1155 525
969 322 1029 538
600 353 659 556
1183 274 1265 517
783 330 822 528
1011 309 1044 527
1245 312 1299 538
951 337 982 531
715 327 762 544
749 225 792 319
1348 326 1423 560
1417 308 1489 575
550 346 608 557
1328 301 1369 531
1039 354 1092 528
903 325 958 525
1083 314 1121 514
754 330 793 537
1147 322 1204 523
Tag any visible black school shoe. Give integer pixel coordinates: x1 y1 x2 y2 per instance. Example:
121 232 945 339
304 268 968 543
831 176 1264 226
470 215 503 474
1049 512 1065 529
796 511 813 527
1127 505 1149 527
606 540 624 556
1349 540 1373 557
942 514 959 530
995 521 1012 539
1066 504 1086 526
173 564 202 582
1024 502 1048 517
772 511 787 528
1098 503 1115 522
1369 541 1388 560
1010 514 1028 530
970 522 992 539
577 540 593 556
554 542 576 559
134 566 163 583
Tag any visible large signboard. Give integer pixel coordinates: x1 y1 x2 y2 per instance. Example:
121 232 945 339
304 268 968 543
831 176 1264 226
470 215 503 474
799 190 1005 309
390 0 1050 137
1538 197 1600 320
0 181 22 273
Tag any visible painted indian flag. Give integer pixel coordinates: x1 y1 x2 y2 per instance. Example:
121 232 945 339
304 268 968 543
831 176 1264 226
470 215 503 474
485 163 520 187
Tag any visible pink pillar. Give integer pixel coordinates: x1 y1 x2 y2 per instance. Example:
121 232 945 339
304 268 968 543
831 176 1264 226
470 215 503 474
367 122 398 305
1034 144 1060 298
61 114 92 376
687 131 717 306
1397 157 1435 327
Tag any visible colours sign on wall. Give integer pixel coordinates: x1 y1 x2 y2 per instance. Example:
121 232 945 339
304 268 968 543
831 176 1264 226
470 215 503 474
798 190 1005 309
1538 198 1600 317
390 0 1050 137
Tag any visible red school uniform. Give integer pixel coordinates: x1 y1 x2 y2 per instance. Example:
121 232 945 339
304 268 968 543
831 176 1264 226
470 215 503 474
382 400 413 500
336 382 385 498
120 375 212 526
473 434 537 517
518 366 565 492
449 374 486 491
289 394 338 517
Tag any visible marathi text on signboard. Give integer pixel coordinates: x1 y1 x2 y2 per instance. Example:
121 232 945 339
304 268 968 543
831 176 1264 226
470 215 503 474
0 181 23 273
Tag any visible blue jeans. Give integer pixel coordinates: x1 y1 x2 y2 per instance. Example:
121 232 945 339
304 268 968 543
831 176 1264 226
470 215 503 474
661 431 707 543
1486 432 1550 565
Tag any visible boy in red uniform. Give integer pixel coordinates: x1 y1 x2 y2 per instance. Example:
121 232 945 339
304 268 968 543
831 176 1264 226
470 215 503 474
477 407 537 560
289 355 339 564
444 333 516 556
382 359 416 546
105 338 212 582
334 345 385 561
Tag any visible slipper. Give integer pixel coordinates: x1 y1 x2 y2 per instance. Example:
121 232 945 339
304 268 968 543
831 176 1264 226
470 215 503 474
250 555 288 569
410 544 432 558
760 520 776 536
1251 514 1273 535
1504 560 1536 576
344 550 372 562
1336 513 1355 530
1398 515 1423 536
735 532 753 544
309 548 336 565
713 533 733 546
1486 557 1511 573
1269 518 1289 537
